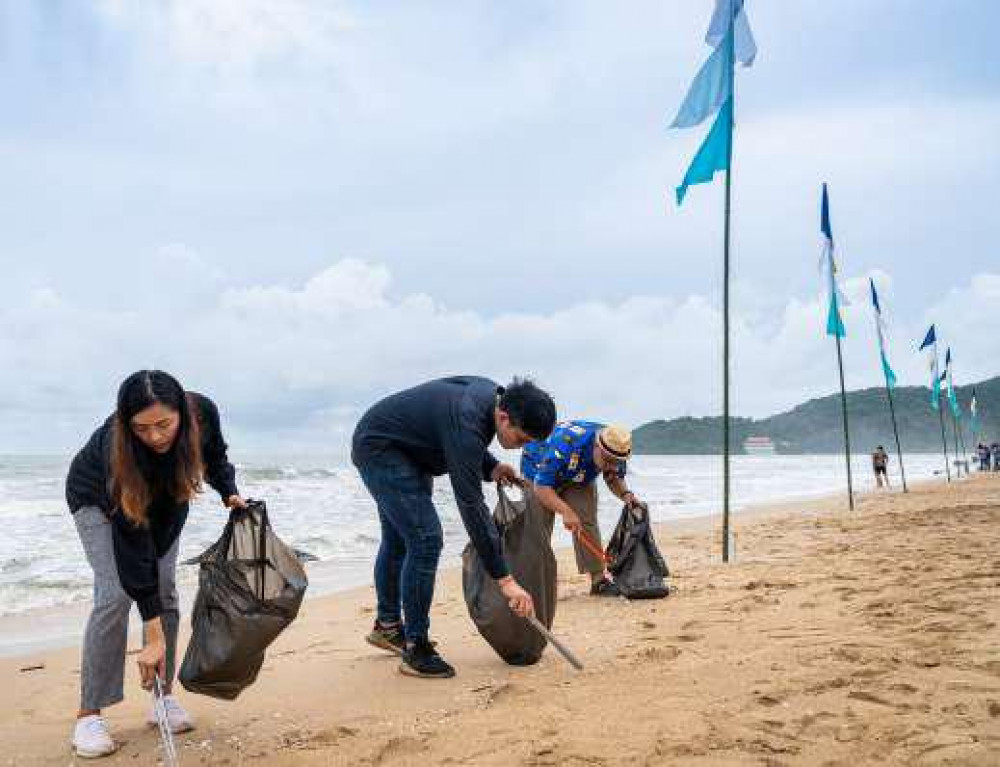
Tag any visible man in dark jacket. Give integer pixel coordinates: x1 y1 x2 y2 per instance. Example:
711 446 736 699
352 376 556 678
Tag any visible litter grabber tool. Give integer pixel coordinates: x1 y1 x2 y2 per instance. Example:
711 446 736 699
152 673 180 766
575 529 610 566
524 615 583 671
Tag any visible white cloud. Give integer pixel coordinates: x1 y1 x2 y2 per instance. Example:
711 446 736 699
96 0 356 73
3 256 998 454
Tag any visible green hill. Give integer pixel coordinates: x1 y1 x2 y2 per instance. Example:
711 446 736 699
633 376 1000 455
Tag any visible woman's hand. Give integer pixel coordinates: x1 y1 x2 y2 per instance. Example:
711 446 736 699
226 494 248 509
138 618 167 691
498 576 535 618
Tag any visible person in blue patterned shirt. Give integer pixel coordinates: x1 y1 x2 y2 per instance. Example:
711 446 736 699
521 421 643 597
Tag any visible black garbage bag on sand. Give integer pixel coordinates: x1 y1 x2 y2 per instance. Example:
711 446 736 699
179 500 308 700
605 503 670 600
462 486 557 666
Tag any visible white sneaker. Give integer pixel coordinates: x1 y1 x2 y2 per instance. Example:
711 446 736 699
72 714 117 758
147 694 195 734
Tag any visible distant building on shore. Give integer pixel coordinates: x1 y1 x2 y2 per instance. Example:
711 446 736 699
743 436 776 455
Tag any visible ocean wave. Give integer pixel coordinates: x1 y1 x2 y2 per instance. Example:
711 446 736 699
238 466 339 481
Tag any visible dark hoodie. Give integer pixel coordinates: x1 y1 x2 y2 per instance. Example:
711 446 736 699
66 393 238 620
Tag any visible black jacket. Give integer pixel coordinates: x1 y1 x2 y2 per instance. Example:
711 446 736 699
351 376 508 579
66 393 238 620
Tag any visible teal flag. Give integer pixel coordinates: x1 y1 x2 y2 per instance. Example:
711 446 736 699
869 280 896 386
880 352 897 387
948 382 960 418
944 348 961 418
676 97 732 205
826 292 846 338
821 185 846 337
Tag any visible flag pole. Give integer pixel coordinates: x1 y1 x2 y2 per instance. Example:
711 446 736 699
883 372 907 492
833 321 854 510
933 339 952 481
952 376 968 474
720 11 735 563
949 401 964 476
871 280 906 492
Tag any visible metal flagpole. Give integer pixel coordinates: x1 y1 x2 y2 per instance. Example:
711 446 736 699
720 3 736 562
834 326 855 510
883 373 907 492
949 391 962 476
933 339 952 481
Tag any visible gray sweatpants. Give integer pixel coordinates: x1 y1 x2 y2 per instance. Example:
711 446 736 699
74 506 180 711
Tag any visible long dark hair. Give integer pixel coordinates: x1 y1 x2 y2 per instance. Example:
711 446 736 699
110 370 203 526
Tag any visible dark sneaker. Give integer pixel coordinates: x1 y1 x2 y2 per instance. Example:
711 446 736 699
399 639 455 679
590 578 622 597
366 621 406 656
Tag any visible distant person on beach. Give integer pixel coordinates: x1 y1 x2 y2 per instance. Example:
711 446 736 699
872 446 890 489
521 421 642 597
65 371 245 758
992 442 1000 471
352 376 556 679
977 443 991 471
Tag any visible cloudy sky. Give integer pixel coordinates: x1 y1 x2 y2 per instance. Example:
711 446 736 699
1 0 998 454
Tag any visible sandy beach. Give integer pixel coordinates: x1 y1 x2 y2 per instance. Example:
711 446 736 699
2 476 998 766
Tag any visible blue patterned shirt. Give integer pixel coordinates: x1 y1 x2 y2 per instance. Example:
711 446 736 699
521 420 626 488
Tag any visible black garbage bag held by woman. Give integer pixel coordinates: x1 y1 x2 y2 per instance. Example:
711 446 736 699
179 500 308 700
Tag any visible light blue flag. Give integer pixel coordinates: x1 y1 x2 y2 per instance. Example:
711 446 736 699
670 32 730 128
706 0 757 65
869 280 896 387
919 325 939 409
676 97 732 205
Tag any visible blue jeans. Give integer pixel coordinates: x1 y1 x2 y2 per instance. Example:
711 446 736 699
356 451 443 643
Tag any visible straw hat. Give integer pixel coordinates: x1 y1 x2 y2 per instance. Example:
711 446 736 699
598 424 632 460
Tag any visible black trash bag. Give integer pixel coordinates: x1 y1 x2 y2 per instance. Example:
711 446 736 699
179 500 308 700
605 503 670 600
462 485 556 666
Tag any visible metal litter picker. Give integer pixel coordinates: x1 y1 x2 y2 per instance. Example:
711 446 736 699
524 615 583 671
152 674 180 766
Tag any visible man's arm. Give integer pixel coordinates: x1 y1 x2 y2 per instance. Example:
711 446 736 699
533 484 584 533
603 469 639 507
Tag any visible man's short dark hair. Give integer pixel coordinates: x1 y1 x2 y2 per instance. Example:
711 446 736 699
499 378 556 440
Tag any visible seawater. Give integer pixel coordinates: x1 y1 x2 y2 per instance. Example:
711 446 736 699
0 451 949 624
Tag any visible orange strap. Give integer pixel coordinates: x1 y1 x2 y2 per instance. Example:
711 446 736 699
575 529 610 565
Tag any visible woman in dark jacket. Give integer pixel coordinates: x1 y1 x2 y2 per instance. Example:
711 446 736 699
66 370 244 758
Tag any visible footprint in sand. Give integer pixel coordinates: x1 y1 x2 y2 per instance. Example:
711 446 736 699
637 646 682 662
373 735 429 765
847 690 898 708
674 633 703 642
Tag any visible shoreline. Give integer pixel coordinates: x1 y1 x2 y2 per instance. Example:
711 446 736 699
0 478 900 660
